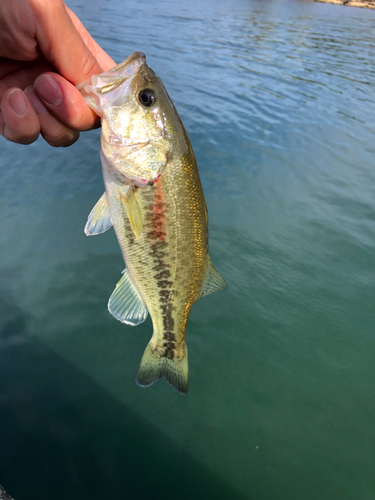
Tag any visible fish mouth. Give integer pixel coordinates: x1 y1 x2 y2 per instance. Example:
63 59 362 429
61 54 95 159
93 52 146 94
106 51 146 77
77 52 147 104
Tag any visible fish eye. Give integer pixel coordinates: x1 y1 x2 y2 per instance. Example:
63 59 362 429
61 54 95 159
138 88 156 107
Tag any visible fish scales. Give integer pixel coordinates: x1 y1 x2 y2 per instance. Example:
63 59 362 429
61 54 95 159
104 145 207 355
80 52 226 393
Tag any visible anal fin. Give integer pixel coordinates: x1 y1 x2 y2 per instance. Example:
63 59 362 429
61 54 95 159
198 256 227 299
108 270 148 325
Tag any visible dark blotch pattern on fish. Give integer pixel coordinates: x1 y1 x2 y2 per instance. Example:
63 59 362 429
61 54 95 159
145 184 176 359
152 179 167 242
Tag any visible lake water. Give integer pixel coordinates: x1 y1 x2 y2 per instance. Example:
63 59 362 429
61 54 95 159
1 0 375 498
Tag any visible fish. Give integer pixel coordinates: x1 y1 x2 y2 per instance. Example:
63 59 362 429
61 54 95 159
78 51 227 394
0 485 15 500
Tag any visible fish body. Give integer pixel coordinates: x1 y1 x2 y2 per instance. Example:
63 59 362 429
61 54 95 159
79 52 226 393
0 485 15 500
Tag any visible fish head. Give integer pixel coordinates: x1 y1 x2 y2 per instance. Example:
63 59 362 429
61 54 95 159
78 52 183 186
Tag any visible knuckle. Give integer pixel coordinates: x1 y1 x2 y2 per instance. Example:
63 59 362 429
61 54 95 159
4 128 39 145
0 112 4 136
61 133 80 147
79 51 99 82
69 106 97 132
42 128 79 148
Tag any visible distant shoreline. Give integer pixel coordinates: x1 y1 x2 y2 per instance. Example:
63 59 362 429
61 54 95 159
312 0 375 8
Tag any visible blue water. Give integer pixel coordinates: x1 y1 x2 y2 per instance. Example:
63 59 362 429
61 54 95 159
1 0 375 498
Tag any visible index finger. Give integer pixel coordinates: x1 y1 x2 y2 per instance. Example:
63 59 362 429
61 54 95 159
65 6 115 72
32 0 105 84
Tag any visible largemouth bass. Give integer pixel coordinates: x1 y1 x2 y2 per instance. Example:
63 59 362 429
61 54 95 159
78 52 227 394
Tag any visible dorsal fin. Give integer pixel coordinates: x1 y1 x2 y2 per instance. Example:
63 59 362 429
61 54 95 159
108 269 148 325
84 192 113 236
198 256 227 299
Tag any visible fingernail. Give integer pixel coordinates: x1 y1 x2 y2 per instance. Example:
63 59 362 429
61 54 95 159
34 75 62 106
7 89 28 116
25 85 48 115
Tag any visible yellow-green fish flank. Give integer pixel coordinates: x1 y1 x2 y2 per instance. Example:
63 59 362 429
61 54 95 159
79 52 227 394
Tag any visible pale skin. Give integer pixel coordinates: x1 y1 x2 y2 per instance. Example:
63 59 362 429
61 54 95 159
0 0 115 147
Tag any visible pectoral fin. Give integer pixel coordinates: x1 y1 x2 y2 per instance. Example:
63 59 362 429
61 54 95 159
108 269 148 325
84 192 113 236
198 256 228 299
120 187 143 240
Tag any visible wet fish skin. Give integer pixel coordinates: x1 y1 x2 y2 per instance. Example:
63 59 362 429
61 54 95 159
80 52 227 394
0 485 15 500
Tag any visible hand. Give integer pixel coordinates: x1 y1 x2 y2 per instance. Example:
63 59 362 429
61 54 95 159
0 0 115 147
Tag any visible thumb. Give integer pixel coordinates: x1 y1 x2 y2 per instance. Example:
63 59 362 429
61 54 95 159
33 0 102 85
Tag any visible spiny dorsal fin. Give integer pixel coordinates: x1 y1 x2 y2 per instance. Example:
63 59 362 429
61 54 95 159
108 270 148 325
120 187 143 241
84 192 113 236
198 256 227 299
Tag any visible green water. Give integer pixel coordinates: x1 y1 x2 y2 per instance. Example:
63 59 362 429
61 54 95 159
1 0 375 498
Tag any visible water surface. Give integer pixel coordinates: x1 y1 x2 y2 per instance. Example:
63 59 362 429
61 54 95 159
1 0 375 498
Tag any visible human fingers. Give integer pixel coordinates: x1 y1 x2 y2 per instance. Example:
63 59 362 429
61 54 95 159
33 0 104 84
0 59 54 101
24 86 79 147
65 6 115 72
0 0 38 61
0 88 40 144
34 72 100 131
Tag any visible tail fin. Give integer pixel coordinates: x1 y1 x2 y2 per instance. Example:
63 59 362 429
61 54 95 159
136 341 188 394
